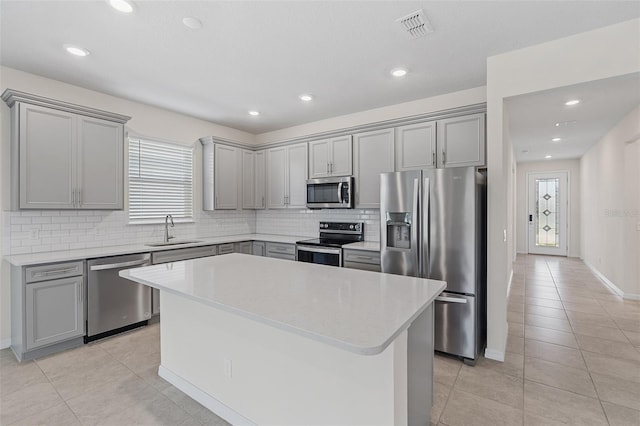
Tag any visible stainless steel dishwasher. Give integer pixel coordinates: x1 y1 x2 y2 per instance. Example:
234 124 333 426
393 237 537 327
86 253 151 342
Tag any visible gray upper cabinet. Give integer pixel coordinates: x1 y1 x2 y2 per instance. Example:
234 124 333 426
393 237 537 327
3 90 130 210
242 149 266 210
395 113 486 171
353 128 395 208
266 143 308 209
202 141 241 210
437 113 486 168
395 121 437 171
308 136 352 178
77 116 123 209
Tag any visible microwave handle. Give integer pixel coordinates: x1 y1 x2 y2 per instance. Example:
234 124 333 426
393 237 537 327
337 182 343 204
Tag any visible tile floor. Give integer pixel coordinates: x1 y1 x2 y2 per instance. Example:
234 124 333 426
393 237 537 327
431 254 640 426
1 254 639 425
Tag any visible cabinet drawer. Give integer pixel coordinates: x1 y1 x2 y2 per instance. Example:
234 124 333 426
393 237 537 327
343 249 380 265
25 261 84 283
218 243 234 255
266 242 295 260
343 261 381 272
152 245 217 264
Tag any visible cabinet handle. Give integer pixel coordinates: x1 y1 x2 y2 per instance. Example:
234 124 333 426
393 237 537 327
78 189 82 206
326 163 329 174
215 196 219 208
262 196 265 208
72 190 75 206
432 151 436 166
442 151 446 165
79 282 83 302
354 255 375 260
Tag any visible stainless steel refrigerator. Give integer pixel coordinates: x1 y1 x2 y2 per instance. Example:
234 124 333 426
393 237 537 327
380 168 486 364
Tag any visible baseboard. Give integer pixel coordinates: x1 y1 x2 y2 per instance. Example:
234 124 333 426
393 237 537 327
158 365 257 426
583 260 624 297
506 269 514 298
484 348 505 362
623 293 640 301
0 338 11 350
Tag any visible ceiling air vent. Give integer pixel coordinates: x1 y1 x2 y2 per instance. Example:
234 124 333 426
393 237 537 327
396 9 433 40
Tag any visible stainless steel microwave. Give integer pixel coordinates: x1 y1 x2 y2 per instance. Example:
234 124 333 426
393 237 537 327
306 176 354 209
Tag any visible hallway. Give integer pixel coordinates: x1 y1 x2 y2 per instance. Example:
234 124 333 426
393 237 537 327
431 254 640 425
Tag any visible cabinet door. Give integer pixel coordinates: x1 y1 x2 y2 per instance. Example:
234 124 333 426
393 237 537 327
252 241 266 256
329 136 353 176
287 143 308 208
242 150 255 209
234 241 252 254
437 113 485 168
19 103 76 209
25 276 84 350
353 129 395 208
308 139 330 178
214 145 239 209
77 116 124 209
395 122 436 171
254 151 266 209
267 147 287 208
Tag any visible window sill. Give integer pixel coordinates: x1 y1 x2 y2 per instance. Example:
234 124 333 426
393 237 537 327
128 218 195 226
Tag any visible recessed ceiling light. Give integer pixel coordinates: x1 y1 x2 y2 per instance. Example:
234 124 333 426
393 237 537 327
182 17 202 29
555 120 577 127
551 137 561 142
522 150 529 154
108 0 134 13
64 45 90 57
545 155 552 159
564 99 580 106
299 94 313 102
390 68 408 78
248 111 260 116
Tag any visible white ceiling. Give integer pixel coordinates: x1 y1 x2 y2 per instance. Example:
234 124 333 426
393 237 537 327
506 73 640 163
1 1 639 134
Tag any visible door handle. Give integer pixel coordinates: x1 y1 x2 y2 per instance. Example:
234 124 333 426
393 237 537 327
436 296 468 304
529 214 533 222
90 259 150 271
423 177 430 278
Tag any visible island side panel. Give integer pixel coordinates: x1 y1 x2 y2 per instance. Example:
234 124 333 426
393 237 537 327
407 304 434 426
158 290 408 426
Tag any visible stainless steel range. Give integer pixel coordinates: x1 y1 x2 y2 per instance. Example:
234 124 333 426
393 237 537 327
296 222 364 267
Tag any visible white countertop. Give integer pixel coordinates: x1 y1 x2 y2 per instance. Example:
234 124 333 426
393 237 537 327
4 234 307 266
120 253 445 355
342 241 380 251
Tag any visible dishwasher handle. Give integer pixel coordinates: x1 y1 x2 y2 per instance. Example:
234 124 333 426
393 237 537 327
90 259 150 271
435 296 468 304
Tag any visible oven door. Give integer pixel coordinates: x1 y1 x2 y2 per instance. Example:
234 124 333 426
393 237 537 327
296 245 342 267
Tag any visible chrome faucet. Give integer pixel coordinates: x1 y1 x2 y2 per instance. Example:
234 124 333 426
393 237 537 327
164 215 175 243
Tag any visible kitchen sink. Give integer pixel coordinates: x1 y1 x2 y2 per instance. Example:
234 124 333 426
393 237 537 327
145 240 203 247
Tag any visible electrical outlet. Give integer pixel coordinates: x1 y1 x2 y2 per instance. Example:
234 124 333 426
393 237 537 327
224 359 232 378
30 229 38 239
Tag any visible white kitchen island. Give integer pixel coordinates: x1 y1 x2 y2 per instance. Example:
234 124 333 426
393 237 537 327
120 253 445 426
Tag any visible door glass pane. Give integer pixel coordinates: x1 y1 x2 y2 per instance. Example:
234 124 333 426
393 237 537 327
535 178 559 248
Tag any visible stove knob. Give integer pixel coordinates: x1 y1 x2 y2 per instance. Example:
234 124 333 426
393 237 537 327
349 224 354 230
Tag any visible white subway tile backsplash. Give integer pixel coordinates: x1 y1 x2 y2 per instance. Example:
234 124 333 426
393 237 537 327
3 207 377 256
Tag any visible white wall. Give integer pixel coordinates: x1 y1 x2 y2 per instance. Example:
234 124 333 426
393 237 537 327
0 67 256 347
516 160 581 257
581 105 640 298
485 18 640 361
256 87 486 144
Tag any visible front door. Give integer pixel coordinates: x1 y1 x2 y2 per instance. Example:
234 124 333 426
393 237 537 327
527 171 568 256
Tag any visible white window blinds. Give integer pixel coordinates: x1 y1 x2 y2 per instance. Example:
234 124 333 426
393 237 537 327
128 138 193 222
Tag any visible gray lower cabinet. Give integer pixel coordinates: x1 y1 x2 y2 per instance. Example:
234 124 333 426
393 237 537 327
234 241 252 254
26 276 84 350
12 260 85 361
343 249 381 272
218 243 234 255
265 242 296 261
252 241 266 256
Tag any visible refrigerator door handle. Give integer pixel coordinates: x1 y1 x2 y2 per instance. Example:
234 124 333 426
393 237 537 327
412 177 420 275
423 177 430 278
435 296 468 304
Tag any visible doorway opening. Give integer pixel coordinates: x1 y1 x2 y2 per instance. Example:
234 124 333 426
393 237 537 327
527 171 569 256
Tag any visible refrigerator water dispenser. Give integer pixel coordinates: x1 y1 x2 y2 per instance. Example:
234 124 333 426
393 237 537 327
385 212 412 249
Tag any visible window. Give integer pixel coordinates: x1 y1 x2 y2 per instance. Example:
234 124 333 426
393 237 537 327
128 137 193 223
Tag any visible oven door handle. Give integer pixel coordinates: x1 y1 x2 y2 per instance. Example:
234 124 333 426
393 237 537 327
296 246 342 255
